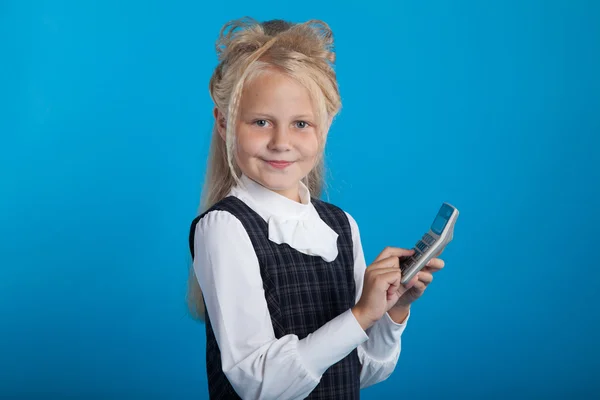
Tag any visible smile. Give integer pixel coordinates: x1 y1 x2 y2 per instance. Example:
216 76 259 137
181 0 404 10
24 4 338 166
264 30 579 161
264 160 294 169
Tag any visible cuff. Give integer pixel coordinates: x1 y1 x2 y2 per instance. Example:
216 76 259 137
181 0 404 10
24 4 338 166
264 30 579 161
384 308 410 329
297 308 369 378
360 309 410 362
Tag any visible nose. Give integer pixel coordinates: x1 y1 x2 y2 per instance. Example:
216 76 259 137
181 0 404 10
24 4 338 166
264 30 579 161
267 126 291 152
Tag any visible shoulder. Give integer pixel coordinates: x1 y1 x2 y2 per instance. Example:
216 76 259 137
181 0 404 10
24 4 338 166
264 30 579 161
189 197 252 258
190 208 256 260
191 197 243 233
194 208 243 233
344 210 360 235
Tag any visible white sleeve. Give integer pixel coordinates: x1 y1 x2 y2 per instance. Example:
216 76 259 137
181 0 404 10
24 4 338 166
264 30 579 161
345 211 411 389
193 210 370 400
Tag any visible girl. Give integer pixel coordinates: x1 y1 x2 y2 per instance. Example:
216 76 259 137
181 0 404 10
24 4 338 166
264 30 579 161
187 17 445 400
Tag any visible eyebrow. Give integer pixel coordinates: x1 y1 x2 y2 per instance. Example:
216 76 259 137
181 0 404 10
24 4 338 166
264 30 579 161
244 112 315 121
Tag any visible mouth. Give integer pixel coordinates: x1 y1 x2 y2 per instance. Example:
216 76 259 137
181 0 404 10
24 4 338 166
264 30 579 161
264 160 294 169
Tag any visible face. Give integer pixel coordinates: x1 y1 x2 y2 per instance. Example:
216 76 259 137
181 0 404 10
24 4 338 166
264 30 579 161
216 69 322 202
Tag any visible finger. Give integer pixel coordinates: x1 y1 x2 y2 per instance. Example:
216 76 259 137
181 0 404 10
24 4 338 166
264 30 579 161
374 247 415 263
411 280 427 294
422 266 435 274
402 274 420 290
387 279 400 299
425 258 445 270
376 270 402 288
370 266 403 276
422 265 444 274
417 271 433 285
369 255 401 270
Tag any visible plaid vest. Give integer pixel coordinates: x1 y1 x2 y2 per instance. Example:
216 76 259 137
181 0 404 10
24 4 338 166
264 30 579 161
189 195 361 399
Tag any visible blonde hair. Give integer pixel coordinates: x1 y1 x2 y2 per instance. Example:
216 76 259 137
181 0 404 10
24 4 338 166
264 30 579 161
187 17 342 321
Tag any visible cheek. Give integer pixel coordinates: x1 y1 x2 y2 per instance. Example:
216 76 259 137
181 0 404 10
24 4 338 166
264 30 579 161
302 135 321 160
235 130 261 159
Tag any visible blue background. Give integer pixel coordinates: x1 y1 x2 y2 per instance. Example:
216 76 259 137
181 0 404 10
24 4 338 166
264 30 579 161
2 0 599 398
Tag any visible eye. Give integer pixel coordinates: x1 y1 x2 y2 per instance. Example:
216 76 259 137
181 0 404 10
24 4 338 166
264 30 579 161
295 121 310 129
254 119 269 127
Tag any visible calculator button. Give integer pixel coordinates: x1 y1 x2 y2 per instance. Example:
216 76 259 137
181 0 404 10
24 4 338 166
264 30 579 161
424 234 435 245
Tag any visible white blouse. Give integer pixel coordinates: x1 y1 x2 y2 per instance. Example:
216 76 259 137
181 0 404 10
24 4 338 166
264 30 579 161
193 175 410 400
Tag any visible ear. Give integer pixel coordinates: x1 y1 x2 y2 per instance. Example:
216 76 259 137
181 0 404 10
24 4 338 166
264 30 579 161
213 107 227 141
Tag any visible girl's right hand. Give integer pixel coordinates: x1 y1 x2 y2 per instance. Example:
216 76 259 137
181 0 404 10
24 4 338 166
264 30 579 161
351 247 418 330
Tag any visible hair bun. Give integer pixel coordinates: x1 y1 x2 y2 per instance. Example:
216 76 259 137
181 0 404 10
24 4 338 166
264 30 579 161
215 17 336 65
261 19 295 36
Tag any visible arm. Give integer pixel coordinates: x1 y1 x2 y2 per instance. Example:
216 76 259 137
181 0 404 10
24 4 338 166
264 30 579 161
345 212 411 389
193 210 370 400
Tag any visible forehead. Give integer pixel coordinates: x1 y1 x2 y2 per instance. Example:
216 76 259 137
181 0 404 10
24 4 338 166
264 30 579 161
240 69 315 116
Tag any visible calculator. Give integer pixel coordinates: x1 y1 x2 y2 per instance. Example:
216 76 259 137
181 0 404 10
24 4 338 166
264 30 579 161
400 202 459 285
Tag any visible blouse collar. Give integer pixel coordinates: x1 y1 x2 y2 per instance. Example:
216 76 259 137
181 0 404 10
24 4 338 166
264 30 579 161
238 174 311 219
230 174 339 262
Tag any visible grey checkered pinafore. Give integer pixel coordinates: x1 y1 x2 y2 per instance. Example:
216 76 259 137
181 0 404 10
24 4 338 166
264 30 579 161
189 195 361 399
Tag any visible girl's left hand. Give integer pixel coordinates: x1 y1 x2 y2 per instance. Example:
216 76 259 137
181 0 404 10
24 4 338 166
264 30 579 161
394 257 445 308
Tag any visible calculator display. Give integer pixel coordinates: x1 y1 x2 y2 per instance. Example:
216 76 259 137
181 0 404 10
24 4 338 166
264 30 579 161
430 204 454 235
